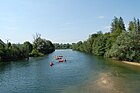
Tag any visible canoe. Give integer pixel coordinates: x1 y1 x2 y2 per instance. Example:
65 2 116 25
56 57 62 60
50 62 54 66
58 55 63 57
58 60 64 62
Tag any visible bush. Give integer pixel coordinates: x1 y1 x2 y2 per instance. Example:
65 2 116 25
30 49 44 57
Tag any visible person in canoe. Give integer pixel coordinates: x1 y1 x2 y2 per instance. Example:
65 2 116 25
50 62 54 66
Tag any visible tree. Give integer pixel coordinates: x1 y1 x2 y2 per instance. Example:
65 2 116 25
32 34 55 56
106 31 140 62
54 43 72 49
7 42 11 49
111 17 126 38
72 17 140 63
128 21 135 32
23 41 33 53
128 18 140 33
92 35 107 56
0 33 55 61
0 39 5 49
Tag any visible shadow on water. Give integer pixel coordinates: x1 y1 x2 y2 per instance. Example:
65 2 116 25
0 62 12 73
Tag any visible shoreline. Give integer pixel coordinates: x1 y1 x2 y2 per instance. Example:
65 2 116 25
122 61 140 66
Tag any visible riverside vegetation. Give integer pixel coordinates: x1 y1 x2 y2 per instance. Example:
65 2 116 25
1 17 140 63
54 43 72 49
72 17 140 63
0 33 55 62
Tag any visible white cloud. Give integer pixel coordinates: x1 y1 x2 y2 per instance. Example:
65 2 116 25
97 16 106 19
103 26 110 33
104 26 110 30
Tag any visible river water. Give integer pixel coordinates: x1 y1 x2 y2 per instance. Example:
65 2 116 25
0 49 140 93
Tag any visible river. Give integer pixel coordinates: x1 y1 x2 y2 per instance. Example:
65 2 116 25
0 49 140 93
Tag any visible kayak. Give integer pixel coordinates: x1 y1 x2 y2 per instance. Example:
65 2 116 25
54 56 62 60
58 59 66 62
58 60 64 62
50 62 54 66
56 57 62 60
58 55 63 57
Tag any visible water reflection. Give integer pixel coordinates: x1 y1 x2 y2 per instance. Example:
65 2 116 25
0 50 140 93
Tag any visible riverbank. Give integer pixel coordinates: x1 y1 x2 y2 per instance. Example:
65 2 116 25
122 61 140 66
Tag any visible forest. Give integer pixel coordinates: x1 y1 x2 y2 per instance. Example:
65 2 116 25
0 34 55 62
54 43 72 49
72 17 140 62
1 17 140 62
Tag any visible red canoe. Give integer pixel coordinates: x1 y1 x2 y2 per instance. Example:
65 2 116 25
58 60 64 62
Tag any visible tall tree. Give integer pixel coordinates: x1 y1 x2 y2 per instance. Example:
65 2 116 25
128 21 135 32
128 18 140 33
32 34 55 55
23 41 33 53
92 35 107 56
111 17 125 36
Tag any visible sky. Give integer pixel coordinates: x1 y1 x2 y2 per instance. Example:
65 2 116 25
0 0 140 44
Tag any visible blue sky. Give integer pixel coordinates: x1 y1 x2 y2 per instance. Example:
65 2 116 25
0 0 140 44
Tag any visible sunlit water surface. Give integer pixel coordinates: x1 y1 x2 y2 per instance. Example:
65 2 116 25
0 49 140 93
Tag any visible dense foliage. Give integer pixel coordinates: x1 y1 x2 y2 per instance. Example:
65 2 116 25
30 37 55 57
0 42 30 61
0 34 55 62
72 17 140 62
54 43 72 49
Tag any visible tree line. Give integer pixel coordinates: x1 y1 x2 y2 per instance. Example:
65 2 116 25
54 43 72 49
0 33 55 62
72 17 140 62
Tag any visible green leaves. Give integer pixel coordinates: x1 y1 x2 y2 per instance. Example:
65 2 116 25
0 34 55 61
107 31 140 62
31 37 55 56
72 17 140 62
128 18 140 33
54 43 71 49
23 41 33 53
92 35 107 56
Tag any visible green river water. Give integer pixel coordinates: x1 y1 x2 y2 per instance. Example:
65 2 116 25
0 49 140 93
